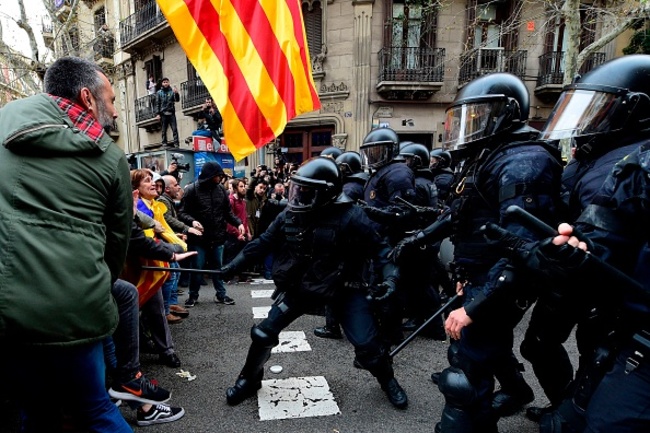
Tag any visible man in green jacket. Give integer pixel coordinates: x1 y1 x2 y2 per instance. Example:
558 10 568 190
0 57 132 432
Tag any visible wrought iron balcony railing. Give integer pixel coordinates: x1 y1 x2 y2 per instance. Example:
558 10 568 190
180 78 210 111
378 47 445 82
459 48 527 85
537 51 607 87
119 1 166 48
135 94 158 123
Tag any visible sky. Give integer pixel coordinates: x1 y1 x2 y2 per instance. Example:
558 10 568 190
0 0 48 59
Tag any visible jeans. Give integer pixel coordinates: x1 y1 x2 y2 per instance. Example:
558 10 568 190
161 261 180 315
160 113 178 145
141 289 174 356
5 341 132 433
188 242 226 300
111 279 140 382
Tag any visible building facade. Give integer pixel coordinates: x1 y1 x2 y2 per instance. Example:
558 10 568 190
54 0 632 173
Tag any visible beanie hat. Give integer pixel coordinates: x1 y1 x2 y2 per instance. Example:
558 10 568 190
198 162 225 183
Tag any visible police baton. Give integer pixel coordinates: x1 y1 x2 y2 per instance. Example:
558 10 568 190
140 266 223 275
504 205 645 296
389 293 459 359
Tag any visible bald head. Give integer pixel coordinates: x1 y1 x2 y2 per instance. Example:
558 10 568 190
163 175 182 199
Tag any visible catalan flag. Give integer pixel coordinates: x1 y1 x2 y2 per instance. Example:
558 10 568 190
157 0 321 161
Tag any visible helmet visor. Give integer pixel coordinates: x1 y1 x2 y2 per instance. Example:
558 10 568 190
360 141 394 169
539 89 623 141
442 99 507 149
287 181 321 212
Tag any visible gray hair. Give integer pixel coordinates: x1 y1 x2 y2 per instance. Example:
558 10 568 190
44 57 105 103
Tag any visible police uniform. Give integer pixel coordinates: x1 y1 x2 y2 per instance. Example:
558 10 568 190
223 157 408 409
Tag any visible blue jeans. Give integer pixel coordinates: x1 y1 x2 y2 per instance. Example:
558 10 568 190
189 242 226 300
6 340 132 433
161 261 180 314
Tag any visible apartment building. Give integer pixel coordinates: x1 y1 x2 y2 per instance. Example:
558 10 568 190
51 0 632 174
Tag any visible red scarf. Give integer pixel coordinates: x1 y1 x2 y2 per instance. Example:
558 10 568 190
49 95 105 142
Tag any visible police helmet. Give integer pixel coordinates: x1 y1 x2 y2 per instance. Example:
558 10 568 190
360 127 400 170
399 143 430 170
320 146 343 160
335 151 363 177
288 157 342 213
430 148 452 169
442 73 530 150
539 54 650 158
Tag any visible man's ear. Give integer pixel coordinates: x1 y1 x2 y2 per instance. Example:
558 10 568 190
79 87 94 111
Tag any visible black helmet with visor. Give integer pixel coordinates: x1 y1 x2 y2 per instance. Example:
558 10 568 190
539 55 650 159
442 73 530 151
287 157 342 213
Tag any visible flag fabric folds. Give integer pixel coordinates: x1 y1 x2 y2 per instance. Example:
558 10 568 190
157 0 321 161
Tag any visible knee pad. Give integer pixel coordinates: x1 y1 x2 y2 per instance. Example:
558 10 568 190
438 366 477 407
250 325 279 349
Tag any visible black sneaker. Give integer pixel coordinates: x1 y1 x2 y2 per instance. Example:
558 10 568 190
136 403 185 426
109 371 171 405
185 297 197 308
214 295 235 305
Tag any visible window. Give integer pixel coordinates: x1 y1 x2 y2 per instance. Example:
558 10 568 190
302 1 322 58
144 55 163 90
94 7 106 33
383 0 438 71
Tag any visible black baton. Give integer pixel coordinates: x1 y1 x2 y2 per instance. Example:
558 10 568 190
390 294 459 358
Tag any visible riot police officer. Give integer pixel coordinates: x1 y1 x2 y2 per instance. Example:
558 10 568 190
521 55 650 422
336 150 368 201
220 157 408 409
394 142 446 339
360 127 417 345
429 149 454 206
313 150 368 339
393 73 563 432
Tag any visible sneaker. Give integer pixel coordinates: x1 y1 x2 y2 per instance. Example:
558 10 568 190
109 372 171 405
214 295 235 305
185 297 197 308
136 403 185 426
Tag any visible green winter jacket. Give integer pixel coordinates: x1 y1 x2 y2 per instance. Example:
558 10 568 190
0 94 132 346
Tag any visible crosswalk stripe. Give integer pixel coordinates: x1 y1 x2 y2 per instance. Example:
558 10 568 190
251 289 275 298
257 376 340 420
272 331 311 353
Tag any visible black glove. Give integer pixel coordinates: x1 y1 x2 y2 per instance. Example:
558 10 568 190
389 232 424 263
217 263 237 282
366 278 397 302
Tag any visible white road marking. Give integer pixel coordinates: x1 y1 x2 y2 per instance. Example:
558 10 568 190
272 331 312 353
252 306 272 318
251 289 275 298
257 376 340 421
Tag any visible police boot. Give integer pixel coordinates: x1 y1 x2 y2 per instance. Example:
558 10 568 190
226 326 277 406
491 360 534 417
367 361 408 409
313 326 343 339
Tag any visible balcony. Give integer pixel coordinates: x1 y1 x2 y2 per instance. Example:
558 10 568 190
180 78 210 116
52 0 72 22
135 94 161 131
376 47 445 100
42 21 54 46
93 35 115 69
535 51 607 102
458 48 527 86
119 1 173 54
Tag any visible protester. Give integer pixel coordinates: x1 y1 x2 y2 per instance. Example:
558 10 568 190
0 56 132 432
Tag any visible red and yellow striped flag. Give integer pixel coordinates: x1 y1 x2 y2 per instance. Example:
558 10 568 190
157 0 321 161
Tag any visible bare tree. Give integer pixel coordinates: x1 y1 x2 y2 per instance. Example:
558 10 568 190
0 0 82 103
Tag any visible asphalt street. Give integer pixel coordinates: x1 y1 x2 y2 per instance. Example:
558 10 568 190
122 280 575 433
